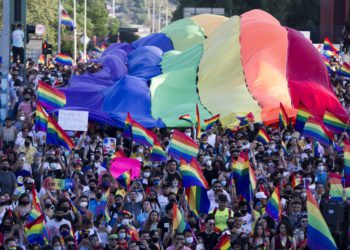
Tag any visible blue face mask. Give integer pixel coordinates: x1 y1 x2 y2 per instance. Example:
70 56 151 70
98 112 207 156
153 180 160 186
61 230 69 237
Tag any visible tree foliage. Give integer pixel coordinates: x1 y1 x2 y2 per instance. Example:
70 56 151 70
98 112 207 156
26 0 119 51
172 0 320 41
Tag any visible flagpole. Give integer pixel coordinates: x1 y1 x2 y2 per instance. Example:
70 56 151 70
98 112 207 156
158 0 162 32
83 0 87 63
152 0 156 33
165 0 168 26
58 0 62 53
73 0 77 65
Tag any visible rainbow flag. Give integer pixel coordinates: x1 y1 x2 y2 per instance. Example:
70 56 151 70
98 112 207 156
291 174 302 188
323 37 339 54
249 164 257 192
26 187 43 225
204 114 220 130
279 103 289 130
213 234 231 250
323 110 347 134
38 80 66 110
150 138 167 162
307 188 337 250
180 159 209 189
323 50 338 59
123 112 133 138
196 104 201 139
256 129 270 145
345 187 350 201
172 203 189 233
266 185 281 221
295 103 313 132
178 114 192 124
338 62 350 77
94 46 104 53
237 112 255 127
38 54 45 65
281 141 288 155
132 120 154 147
168 129 199 162
47 116 75 150
329 172 344 201
35 102 49 132
25 214 48 245
116 170 131 188
302 117 333 146
344 140 350 187
323 56 334 73
232 151 251 201
185 186 210 215
64 193 85 215
111 149 126 160
54 53 74 66
60 5 75 30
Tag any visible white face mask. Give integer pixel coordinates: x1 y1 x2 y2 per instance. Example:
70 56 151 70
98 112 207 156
138 148 144 154
221 180 227 186
121 219 129 225
53 247 62 250
80 201 88 208
206 160 212 167
185 132 191 137
119 233 126 239
318 165 324 171
143 172 151 178
50 163 58 170
185 237 193 244
19 116 25 121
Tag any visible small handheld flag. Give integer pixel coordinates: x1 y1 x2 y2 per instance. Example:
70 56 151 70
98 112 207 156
265 185 281 221
35 102 49 132
295 103 313 132
302 117 333 146
47 116 75 150
178 114 192 124
338 62 350 77
344 140 350 187
196 104 201 139
150 138 167 162
256 129 270 145
204 114 220 130
123 112 133 138
54 53 74 66
132 120 155 147
38 80 66 110
323 37 339 54
168 130 199 162
323 110 347 134
180 159 209 189
307 188 337 250
60 4 75 30
279 103 289 130
172 203 189 233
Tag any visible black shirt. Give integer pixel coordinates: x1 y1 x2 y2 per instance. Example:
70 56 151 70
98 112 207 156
198 231 220 249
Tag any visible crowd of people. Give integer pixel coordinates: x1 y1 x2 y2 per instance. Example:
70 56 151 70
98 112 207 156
0 46 350 250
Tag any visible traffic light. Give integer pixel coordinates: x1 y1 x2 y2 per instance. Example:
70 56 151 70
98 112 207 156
26 25 36 44
42 41 53 55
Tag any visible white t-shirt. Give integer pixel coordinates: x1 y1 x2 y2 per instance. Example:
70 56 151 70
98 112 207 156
12 29 24 48
241 213 253 233
47 218 72 240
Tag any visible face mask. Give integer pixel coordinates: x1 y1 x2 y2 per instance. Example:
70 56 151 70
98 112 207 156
269 144 275 150
172 181 179 187
62 207 69 213
143 172 150 178
56 215 63 221
96 193 103 199
102 181 110 188
221 180 227 186
240 209 248 215
206 160 212 167
61 230 69 237
19 116 25 121
227 222 234 230
80 201 88 208
185 237 193 244
164 141 169 146
152 237 159 243
22 200 30 205
138 148 144 154
90 186 96 191
285 135 291 140
50 163 58 170
119 233 126 239
45 203 52 209
24 141 30 147
53 247 62 250
116 201 123 207
121 219 129 225
185 132 191 137
153 180 160 186
301 192 307 199
318 165 324 171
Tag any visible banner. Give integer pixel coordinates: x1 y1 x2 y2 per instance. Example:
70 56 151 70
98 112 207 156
44 177 75 190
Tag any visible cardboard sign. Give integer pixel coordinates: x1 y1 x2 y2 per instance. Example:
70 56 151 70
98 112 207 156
58 110 89 131
44 177 75 190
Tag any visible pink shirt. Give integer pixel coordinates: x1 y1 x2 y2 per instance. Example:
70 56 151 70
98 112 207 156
18 101 33 117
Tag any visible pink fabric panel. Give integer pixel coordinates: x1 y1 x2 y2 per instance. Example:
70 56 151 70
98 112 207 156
286 28 348 121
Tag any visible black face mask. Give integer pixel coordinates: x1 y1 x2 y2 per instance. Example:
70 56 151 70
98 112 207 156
188 221 197 228
44 203 52 209
227 222 235 230
24 141 30 147
164 141 169 146
240 209 248 215
56 215 63 221
152 237 159 243
21 200 30 205
3 225 11 232
90 186 96 191
116 202 123 207
96 193 103 199
24 97 30 101
62 207 69 213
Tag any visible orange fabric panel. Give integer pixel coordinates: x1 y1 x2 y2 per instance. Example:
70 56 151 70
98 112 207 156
240 10 292 123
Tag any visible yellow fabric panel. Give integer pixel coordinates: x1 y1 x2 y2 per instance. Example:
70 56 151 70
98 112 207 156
197 16 261 128
191 14 229 37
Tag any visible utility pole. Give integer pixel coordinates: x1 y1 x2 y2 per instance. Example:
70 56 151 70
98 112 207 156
83 0 87 62
112 0 115 18
73 0 77 64
152 0 156 33
58 0 62 53
165 0 168 26
158 0 162 32
1 0 10 122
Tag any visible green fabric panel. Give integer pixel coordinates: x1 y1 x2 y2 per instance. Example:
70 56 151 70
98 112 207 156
150 44 211 127
161 18 206 52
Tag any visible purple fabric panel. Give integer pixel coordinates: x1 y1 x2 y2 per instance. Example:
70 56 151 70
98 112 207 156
69 74 113 88
128 46 162 79
102 75 163 127
101 54 128 81
102 42 134 55
132 33 174 52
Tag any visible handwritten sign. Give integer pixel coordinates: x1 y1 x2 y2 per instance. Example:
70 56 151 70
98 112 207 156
58 110 89 131
103 137 117 155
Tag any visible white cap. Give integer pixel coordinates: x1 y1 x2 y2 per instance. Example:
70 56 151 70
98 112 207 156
256 191 267 199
